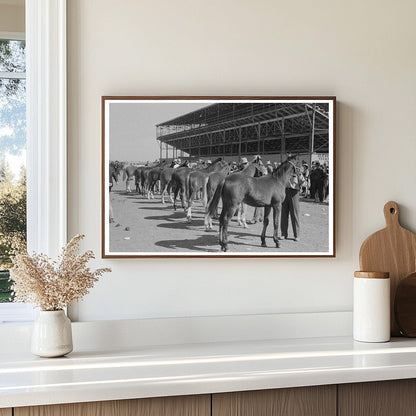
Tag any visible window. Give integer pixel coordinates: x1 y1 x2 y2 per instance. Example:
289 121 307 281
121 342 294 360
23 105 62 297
0 36 26 301
0 1 67 324
0 33 34 322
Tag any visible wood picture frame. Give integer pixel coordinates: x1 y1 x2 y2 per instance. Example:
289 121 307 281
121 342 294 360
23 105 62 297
102 96 336 258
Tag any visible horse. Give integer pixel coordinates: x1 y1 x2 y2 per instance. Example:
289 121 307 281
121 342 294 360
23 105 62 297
170 158 223 211
204 156 267 230
207 156 297 252
186 158 230 222
236 157 268 228
109 162 123 223
146 160 170 199
122 165 138 192
160 160 189 204
109 162 123 192
133 166 149 195
134 160 166 197
170 166 192 210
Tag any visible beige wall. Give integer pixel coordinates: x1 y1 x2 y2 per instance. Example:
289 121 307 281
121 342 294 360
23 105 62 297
0 3 24 34
67 0 416 322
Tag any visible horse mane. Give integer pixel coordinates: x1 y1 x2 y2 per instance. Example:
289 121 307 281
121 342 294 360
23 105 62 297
211 157 223 165
274 155 297 177
179 160 189 167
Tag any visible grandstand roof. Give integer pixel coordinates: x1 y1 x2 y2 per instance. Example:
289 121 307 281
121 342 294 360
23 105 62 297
156 102 330 159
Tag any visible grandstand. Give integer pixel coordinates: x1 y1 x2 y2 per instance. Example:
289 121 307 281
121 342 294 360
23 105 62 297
156 101 330 163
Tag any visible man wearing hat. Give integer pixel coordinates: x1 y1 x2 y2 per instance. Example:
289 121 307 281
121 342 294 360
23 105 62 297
281 168 306 241
239 157 249 170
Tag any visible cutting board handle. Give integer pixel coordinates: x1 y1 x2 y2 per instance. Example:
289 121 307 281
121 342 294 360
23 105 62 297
384 201 400 228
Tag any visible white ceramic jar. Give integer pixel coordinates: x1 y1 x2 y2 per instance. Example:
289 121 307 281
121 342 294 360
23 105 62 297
353 271 390 343
31 310 73 357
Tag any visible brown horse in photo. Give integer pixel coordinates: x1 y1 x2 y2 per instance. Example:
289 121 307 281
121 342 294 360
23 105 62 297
109 162 123 192
186 158 229 222
207 156 297 252
134 166 149 195
122 165 138 192
204 156 267 230
133 160 165 197
147 160 170 199
170 166 193 211
160 160 189 204
170 157 223 211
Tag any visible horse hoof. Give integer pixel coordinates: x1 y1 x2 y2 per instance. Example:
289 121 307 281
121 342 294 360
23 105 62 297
187 218 192 223
276 243 280 248
261 243 267 248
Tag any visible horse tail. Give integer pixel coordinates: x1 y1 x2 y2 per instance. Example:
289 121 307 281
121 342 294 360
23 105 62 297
207 179 224 218
202 175 210 207
186 173 193 202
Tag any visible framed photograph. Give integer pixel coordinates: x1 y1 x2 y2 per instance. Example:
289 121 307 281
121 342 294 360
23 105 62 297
102 96 335 258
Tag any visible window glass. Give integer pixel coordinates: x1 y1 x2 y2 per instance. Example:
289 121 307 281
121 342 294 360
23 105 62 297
0 39 26 303
0 39 26 72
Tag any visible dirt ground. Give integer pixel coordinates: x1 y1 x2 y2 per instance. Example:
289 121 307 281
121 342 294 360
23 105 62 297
108 180 329 254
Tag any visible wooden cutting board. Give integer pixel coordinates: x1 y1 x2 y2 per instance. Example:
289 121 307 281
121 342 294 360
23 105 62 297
359 201 416 336
395 272 416 337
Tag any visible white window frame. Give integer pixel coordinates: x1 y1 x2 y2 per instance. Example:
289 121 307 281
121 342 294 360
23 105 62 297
0 0 67 324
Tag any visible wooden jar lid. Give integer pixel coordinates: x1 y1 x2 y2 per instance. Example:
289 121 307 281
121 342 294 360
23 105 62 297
354 271 390 279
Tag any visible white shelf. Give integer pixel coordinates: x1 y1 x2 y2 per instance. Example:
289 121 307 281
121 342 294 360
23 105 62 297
2 336 416 408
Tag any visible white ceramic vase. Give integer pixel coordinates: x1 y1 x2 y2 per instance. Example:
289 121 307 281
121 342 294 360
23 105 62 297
31 310 73 357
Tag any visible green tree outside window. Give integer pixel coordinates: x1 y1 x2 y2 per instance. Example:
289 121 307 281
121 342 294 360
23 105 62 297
0 38 27 302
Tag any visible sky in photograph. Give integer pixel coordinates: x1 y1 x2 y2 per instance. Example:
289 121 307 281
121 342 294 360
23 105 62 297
109 102 207 163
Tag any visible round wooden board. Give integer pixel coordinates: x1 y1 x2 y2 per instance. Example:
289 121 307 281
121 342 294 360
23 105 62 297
395 272 416 337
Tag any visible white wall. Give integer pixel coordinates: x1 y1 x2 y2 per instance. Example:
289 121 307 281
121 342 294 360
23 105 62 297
0 3 24 33
67 0 416 322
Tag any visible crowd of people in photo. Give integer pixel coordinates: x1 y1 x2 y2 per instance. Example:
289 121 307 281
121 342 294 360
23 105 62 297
109 154 330 246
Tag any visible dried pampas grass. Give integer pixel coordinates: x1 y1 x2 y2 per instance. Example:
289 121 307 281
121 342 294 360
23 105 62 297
10 234 111 311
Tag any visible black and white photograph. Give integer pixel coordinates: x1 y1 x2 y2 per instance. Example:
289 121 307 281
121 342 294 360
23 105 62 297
103 97 335 257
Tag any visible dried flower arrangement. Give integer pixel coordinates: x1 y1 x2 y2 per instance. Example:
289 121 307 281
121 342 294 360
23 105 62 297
10 234 111 311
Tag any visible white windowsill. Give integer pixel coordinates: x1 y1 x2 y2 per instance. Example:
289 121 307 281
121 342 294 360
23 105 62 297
1 331 416 409
0 303 36 324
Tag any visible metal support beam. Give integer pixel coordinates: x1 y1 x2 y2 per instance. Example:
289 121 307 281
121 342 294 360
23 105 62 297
310 104 316 161
257 123 261 154
238 127 242 158
281 117 286 157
